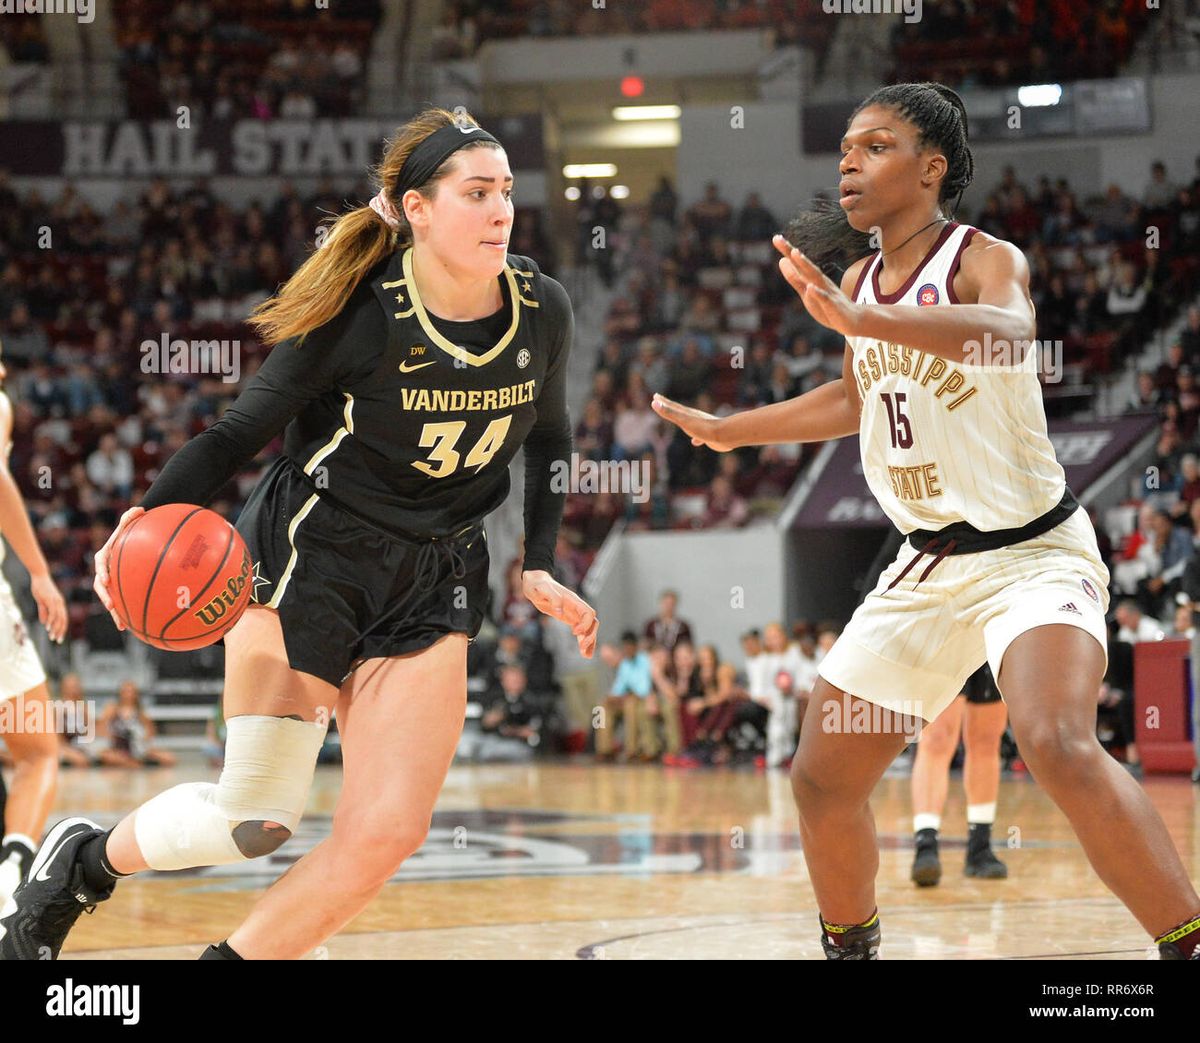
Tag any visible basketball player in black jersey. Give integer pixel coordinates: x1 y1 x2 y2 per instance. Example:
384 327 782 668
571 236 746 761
0 108 597 960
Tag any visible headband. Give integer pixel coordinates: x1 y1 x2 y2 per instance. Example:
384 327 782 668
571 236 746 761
397 122 500 195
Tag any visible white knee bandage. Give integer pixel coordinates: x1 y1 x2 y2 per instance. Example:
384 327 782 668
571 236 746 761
134 715 327 871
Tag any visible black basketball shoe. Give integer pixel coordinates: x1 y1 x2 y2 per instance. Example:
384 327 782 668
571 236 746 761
819 914 881 960
964 823 1008 879
911 827 942 887
0 817 115 960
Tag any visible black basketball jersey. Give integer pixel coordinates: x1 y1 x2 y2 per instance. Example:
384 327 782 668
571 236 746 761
141 248 573 573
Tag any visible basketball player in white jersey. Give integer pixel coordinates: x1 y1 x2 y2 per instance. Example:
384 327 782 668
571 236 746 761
653 82 1200 960
0 341 69 913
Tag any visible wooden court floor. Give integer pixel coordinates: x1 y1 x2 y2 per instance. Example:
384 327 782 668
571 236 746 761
32 758 1200 960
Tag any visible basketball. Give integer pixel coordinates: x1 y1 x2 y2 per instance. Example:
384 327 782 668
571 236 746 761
109 505 253 650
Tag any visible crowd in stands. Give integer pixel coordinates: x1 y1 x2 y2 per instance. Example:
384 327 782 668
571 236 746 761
113 0 381 119
889 0 1154 89
434 0 828 60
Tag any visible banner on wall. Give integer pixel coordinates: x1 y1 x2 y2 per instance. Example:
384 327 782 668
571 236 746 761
0 115 544 178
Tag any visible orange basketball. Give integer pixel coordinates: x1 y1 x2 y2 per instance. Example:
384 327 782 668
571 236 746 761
110 504 254 650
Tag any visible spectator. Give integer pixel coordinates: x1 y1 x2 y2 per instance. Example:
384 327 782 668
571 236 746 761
666 338 713 402
646 643 682 761
649 175 678 226
643 589 693 652
686 182 732 241
733 191 778 242
1127 371 1163 414
757 621 805 768
480 664 545 752
698 474 749 529
85 432 135 499
574 398 612 462
541 614 602 751
1114 599 1167 643
596 631 654 761
611 389 659 461
96 681 177 768
55 673 92 768
1143 160 1177 213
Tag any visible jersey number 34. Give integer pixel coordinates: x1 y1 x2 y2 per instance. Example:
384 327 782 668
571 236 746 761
413 415 514 478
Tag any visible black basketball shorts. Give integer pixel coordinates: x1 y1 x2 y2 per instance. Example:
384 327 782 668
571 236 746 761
961 663 1002 705
235 456 490 688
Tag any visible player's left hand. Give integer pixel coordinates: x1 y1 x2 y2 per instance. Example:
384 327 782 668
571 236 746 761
773 234 863 336
523 570 599 658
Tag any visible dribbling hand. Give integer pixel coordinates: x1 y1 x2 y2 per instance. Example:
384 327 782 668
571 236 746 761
93 506 145 631
522 570 599 658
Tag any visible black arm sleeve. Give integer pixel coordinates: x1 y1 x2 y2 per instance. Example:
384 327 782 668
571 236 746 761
140 285 382 511
521 277 574 576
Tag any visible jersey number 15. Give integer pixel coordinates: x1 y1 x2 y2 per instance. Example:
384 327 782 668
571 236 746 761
881 392 913 449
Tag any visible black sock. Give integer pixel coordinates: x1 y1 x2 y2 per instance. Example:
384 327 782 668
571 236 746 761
199 940 244 960
79 831 131 892
967 822 993 857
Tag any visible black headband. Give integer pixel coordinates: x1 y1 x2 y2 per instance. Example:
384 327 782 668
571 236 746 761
395 123 501 196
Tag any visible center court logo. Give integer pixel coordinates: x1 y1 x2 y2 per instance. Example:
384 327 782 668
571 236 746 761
822 0 922 23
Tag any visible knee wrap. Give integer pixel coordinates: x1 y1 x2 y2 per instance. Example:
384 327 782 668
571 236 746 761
133 715 327 871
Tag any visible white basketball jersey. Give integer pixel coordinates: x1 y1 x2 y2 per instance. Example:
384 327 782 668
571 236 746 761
847 222 1065 534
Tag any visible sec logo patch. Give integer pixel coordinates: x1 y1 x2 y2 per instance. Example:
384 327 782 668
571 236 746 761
917 283 939 306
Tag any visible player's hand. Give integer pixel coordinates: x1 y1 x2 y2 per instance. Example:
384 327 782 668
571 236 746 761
522 570 599 658
773 234 863 336
93 506 145 630
651 394 736 452
30 572 67 644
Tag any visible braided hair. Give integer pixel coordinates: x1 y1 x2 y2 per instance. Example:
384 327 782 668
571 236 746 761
783 82 975 279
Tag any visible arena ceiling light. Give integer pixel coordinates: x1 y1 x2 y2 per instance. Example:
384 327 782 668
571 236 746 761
1017 84 1063 107
612 105 682 121
563 163 618 179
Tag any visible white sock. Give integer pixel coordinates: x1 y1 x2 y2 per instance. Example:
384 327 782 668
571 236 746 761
0 833 36 854
913 813 941 833
966 802 996 825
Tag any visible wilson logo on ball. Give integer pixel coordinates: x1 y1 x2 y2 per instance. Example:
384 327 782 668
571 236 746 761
193 552 252 626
